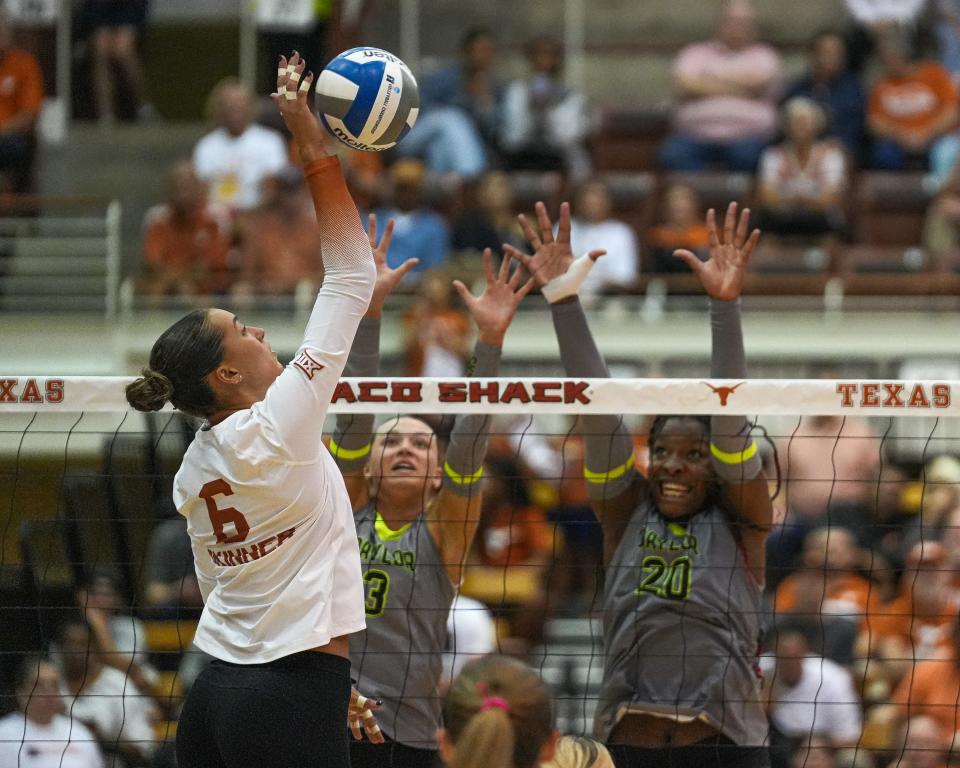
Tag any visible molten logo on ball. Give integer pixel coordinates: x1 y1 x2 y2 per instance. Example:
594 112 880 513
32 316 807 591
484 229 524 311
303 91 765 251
315 47 419 152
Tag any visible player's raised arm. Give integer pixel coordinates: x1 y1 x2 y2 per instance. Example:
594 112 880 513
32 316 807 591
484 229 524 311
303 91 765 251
674 202 772 583
506 202 640 556
260 53 377 460
331 213 419 507
426 250 534 584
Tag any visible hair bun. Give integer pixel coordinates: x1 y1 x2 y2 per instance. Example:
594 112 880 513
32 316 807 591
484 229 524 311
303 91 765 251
126 368 174 412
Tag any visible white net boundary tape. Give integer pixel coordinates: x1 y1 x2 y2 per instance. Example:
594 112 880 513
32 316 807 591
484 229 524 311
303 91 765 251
0 376 955 416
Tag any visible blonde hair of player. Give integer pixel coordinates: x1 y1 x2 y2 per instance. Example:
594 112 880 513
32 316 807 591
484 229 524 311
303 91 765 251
541 736 614 768
440 655 557 768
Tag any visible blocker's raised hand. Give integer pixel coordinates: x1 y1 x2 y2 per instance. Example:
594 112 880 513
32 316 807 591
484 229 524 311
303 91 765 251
365 213 419 317
674 201 760 302
505 201 605 289
454 249 535 346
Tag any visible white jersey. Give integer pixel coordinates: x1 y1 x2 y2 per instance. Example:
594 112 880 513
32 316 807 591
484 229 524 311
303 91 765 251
173 156 376 664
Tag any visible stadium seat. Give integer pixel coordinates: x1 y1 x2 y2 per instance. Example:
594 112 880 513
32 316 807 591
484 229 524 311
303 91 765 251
509 171 565 213
591 106 670 172
661 172 755 212
144 620 198 653
855 172 930 247
601 171 659 236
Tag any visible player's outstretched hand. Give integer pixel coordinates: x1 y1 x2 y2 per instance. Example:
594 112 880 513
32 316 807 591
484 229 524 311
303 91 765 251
674 202 760 302
348 688 384 744
454 249 535 346
272 52 327 163
365 213 418 318
505 201 605 289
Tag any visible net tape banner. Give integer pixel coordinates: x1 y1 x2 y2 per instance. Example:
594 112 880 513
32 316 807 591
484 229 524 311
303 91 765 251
0 376 954 415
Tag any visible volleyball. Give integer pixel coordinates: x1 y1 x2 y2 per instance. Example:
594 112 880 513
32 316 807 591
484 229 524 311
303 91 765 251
314 47 420 152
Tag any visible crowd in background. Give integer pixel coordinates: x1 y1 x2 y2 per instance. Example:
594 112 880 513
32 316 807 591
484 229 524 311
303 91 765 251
7 2 960 768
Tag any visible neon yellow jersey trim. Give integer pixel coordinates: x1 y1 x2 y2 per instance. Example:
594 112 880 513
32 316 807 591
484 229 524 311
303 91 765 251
709 441 759 465
583 453 636 485
443 461 484 485
374 510 412 542
328 438 372 462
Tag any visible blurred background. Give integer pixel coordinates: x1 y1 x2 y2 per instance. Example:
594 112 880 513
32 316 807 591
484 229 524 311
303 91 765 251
5 3 960 768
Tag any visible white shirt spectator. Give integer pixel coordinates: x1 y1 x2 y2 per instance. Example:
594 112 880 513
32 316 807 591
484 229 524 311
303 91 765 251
759 142 847 204
0 712 105 768
760 654 863 744
845 0 928 24
192 124 289 210
59 667 157 760
443 595 496 683
570 218 640 295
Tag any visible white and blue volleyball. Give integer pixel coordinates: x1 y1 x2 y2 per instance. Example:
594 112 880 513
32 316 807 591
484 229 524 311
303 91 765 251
315 47 419 152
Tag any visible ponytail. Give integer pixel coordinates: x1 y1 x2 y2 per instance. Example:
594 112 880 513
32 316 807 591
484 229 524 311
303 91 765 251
450 707 515 768
443 656 553 768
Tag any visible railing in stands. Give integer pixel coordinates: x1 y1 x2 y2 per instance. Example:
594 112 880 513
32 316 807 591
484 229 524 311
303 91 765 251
0 196 121 317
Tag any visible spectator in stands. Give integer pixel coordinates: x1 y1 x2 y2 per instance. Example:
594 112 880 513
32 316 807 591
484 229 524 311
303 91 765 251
787 737 835 768
868 26 959 171
402 27 501 178
645 183 710 273
935 0 960 81
779 414 881 529
568 179 640 296
143 499 203 618
923 156 960 268
374 159 449 279
844 0 929 29
762 627 862 768
783 30 866 158
0 10 44 194
860 541 956 687
757 98 848 244
193 78 289 211
451 171 525 258
0 655 106 768
233 167 323 297
500 36 591 181
888 716 951 768
939 504 960 590
442 594 497 687
80 0 151 123
902 454 960 551
773 528 870 619
76 569 154 680
140 160 232 299
774 527 874 663
402 270 471 376
660 0 783 173
55 619 158 766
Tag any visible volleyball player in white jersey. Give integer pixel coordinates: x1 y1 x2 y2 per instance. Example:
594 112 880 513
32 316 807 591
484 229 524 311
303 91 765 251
126 53 375 768
329 235 534 768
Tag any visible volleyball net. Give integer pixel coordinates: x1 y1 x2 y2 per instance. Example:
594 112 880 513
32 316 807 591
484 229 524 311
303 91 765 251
2 375 959 764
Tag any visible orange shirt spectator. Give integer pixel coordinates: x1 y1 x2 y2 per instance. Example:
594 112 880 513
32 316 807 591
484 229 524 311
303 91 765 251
0 47 43 128
234 171 323 296
0 16 44 193
646 184 710 274
774 527 876 622
141 162 232 297
890 651 960 746
869 63 958 136
402 272 471 377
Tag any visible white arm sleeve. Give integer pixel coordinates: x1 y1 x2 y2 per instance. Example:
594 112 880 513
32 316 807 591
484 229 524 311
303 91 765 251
257 157 375 462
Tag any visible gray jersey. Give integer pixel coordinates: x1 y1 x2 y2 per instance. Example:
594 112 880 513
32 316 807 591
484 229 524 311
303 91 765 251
595 498 767 746
350 504 456 749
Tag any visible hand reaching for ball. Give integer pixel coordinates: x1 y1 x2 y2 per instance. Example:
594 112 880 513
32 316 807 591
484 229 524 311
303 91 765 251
272 52 328 164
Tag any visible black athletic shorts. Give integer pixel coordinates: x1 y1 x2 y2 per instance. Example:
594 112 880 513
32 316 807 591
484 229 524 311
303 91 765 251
176 651 352 768
609 735 770 768
349 737 439 768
